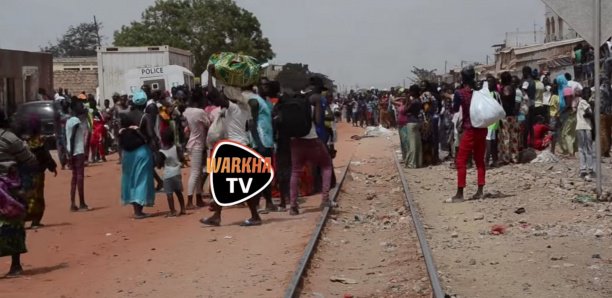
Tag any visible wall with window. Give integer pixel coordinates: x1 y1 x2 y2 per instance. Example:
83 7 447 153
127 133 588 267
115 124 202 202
0 49 53 115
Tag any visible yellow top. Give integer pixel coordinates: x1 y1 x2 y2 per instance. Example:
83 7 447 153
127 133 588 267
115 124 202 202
549 94 560 117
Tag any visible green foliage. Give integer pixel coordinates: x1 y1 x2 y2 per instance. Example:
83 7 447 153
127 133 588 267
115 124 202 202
410 66 438 84
113 0 275 74
41 22 101 57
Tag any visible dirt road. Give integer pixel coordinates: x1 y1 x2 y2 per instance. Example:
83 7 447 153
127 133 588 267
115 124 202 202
1 123 363 298
404 152 612 298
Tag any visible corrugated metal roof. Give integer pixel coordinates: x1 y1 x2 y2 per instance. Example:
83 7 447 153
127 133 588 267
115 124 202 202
513 38 584 55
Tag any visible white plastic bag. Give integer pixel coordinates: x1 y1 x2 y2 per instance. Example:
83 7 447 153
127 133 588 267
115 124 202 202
470 82 506 128
206 108 227 149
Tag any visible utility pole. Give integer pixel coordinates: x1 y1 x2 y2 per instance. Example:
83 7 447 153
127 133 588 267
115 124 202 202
594 0 603 197
516 28 519 46
93 15 101 47
534 21 537 43
444 60 448 74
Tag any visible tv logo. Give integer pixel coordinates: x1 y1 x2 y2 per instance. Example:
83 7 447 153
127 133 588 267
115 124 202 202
207 141 274 207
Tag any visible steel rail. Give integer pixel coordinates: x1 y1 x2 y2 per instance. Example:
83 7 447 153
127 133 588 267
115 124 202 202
393 152 446 298
284 158 353 298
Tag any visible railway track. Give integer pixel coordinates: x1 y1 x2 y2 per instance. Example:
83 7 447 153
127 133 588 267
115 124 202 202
283 151 446 298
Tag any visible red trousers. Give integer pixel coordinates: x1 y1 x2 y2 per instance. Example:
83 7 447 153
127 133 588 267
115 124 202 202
456 128 488 188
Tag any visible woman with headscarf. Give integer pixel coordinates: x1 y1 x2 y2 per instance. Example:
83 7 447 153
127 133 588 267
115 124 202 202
118 90 156 219
559 86 578 156
0 109 37 275
21 116 57 228
498 72 520 164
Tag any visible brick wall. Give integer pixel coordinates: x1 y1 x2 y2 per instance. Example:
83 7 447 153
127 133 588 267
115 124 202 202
53 70 98 96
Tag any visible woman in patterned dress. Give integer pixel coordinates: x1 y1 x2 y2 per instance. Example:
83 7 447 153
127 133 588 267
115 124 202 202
498 72 521 164
0 110 38 276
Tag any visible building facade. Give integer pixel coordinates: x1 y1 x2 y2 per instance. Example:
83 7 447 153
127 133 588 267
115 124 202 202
53 57 98 95
545 5 579 42
0 49 53 115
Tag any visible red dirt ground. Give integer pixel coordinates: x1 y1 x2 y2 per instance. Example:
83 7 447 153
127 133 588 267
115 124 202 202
0 123 362 298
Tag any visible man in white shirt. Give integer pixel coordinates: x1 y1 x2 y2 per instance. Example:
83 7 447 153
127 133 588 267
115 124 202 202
574 88 595 180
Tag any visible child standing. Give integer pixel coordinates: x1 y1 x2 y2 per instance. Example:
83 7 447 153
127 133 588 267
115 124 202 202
157 129 186 217
575 88 595 180
66 101 89 211
90 113 106 163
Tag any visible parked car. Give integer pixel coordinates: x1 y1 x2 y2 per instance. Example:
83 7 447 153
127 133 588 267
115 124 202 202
11 101 59 148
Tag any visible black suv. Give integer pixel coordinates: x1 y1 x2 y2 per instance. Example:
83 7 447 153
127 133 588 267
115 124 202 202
11 101 59 148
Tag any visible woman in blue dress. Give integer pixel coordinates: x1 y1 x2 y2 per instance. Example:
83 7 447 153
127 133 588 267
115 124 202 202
118 91 155 219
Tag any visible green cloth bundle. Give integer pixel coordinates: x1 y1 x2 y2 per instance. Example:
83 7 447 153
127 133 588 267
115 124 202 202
207 52 260 87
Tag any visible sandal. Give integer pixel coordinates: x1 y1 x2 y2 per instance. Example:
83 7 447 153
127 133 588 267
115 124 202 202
200 217 220 226
165 212 177 218
468 193 484 201
320 200 338 209
240 218 262 227
78 205 91 212
134 213 150 220
289 206 300 216
444 197 464 203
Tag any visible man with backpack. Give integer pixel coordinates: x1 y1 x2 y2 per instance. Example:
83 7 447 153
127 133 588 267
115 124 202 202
277 77 334 216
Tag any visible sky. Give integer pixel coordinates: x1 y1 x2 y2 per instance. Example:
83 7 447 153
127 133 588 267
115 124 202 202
0 0 546 89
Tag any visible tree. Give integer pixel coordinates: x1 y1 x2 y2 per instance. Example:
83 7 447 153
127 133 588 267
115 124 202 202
41 22 101 57
410 66 438 84
113 0 275 74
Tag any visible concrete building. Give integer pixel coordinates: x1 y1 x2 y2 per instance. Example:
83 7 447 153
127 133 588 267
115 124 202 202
495 38 583 78
0 49 53 115
53 56 98 71
53 57 98 95
545 5 579 43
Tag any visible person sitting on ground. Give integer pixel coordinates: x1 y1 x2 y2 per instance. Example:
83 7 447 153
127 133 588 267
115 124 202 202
532 115 551 151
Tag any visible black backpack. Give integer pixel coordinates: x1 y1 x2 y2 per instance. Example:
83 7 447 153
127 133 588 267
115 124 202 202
276 93 312 138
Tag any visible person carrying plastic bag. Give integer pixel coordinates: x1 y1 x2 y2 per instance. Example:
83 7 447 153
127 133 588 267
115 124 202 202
446 66 505 203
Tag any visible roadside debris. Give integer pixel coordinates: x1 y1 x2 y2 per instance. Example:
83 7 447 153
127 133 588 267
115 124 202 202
330 276 358 284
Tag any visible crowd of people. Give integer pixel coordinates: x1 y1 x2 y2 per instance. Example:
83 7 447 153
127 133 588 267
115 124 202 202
332 65 607 202
2 58 610 276
0 70 341 275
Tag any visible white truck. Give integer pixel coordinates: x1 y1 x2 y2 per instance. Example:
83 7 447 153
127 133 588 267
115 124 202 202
125 65 194 95
97 45 193 102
